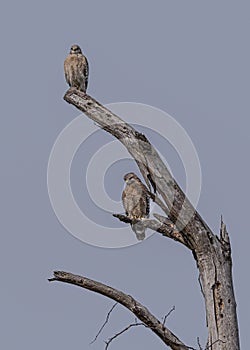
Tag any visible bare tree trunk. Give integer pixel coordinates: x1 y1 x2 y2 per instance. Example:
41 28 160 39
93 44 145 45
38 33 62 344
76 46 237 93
49 88 240 349
196 220 239 349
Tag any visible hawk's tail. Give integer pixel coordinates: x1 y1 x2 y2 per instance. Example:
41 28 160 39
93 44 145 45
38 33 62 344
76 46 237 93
131 222 146 241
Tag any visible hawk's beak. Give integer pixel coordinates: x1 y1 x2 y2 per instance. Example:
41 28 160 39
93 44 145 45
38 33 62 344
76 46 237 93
125 179 128 183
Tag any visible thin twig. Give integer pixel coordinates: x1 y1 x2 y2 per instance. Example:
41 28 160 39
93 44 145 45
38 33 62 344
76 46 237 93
197 337 202 350
163 306 176 326
90 303 118 344
104 321 145 350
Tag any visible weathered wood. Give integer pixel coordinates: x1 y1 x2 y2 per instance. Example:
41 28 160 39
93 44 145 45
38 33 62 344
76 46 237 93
60 88 240 350
63 88 208 241
113 214 186 245
196 219 239 349
49 271 191 350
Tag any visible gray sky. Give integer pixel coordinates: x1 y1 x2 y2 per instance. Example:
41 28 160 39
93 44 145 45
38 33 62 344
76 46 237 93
1 1 249 349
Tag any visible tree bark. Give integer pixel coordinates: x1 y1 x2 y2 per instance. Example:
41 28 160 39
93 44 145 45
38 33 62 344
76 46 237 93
54 88 240 349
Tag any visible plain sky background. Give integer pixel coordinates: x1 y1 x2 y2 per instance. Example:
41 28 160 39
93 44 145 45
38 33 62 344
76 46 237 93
1 1 249 349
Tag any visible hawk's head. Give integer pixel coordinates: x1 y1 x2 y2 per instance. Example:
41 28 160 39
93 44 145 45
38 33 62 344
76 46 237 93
70 44 82 54
123 172 140 185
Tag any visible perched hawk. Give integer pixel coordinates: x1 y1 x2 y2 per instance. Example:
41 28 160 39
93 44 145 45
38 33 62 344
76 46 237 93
64 44 89 92
122 173 150 240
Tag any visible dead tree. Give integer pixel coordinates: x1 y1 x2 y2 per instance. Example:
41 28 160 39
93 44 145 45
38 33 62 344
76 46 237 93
49 88 240 350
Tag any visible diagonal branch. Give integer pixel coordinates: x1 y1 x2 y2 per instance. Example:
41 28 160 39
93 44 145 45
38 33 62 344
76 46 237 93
48 271 191 350
63 88 212 246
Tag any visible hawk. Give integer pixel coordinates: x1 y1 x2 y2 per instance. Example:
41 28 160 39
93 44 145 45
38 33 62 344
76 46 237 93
64 44 89 92
122 172 150 240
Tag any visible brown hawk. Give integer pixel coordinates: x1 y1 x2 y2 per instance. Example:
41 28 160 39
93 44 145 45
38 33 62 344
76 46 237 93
64 44 89 92
122 172 150 240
